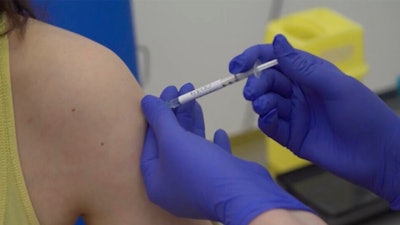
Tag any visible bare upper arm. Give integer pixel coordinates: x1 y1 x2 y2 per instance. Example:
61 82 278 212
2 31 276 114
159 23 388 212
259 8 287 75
10 19 211 225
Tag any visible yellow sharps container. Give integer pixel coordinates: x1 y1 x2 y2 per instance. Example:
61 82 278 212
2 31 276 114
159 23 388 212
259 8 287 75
264 7 369 178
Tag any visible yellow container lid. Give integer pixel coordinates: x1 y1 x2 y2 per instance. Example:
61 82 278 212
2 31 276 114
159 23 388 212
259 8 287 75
265 7 368 80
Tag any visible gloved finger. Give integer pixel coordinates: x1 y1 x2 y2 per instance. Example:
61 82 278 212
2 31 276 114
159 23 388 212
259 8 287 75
176 83 205 137
283 86 310 152
141 95 183 139
272 34 344 97
140 126 159 178
243 69 292 101
141 126 159 162
258 109 290 148
252 93 291 119
175 83 195 130
229 44 275 74
192 102 205 138
160 85 179 102
213 129 231 153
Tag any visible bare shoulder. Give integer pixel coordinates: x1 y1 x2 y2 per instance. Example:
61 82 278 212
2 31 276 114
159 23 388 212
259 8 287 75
9 19 210 225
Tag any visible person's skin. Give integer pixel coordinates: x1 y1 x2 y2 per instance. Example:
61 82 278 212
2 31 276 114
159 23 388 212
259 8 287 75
249 209 327 225
8 17 211 225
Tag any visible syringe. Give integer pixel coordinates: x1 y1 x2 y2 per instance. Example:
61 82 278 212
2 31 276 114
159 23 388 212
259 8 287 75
167 59 278 108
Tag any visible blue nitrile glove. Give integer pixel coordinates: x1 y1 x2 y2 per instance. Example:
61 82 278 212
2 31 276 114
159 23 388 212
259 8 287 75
140 84 312 225
229 34 400 209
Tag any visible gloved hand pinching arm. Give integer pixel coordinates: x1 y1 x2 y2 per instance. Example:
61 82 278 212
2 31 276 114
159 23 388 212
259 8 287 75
140 84 314 225
229 34 400 209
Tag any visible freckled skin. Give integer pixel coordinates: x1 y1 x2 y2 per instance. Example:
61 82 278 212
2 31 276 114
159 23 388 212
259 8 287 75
9 18 211 225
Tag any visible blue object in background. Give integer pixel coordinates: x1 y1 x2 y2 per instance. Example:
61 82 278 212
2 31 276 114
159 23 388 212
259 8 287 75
30 1 139 224
31 0 139 80
74 216 85 225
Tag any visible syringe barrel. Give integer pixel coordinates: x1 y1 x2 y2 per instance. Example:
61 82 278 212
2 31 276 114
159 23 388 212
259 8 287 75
168 59 278 108
177 79 225 105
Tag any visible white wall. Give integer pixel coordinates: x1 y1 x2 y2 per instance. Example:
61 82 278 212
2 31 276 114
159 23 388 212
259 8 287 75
133 0 400 138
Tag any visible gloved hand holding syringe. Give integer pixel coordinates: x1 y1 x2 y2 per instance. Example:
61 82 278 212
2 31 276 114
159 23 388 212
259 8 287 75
168 59 278 108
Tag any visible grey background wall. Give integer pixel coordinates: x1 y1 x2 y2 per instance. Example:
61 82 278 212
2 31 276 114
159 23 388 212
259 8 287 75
133 0 400 138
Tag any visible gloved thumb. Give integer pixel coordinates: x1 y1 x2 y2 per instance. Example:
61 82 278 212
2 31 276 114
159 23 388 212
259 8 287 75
213 129 231 153
273 34 343 94
141 95 182 137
